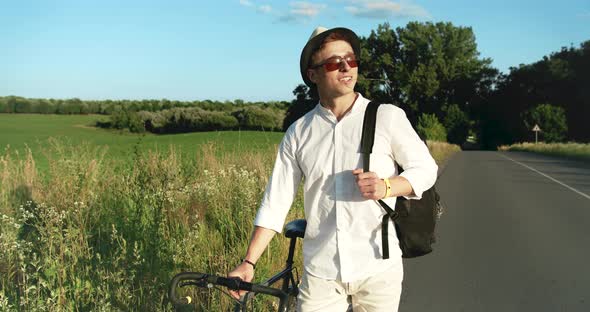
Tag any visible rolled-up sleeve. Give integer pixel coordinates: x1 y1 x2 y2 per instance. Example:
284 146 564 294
254 127 303 233
383 105 438 199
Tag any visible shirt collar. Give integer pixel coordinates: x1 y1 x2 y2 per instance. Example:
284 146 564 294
315 92 369 120
349 93 369 117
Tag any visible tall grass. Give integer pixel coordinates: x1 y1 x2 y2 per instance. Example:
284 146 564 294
0 140 304 311
427 141 461 168
0 139 456 311
498 142 590 161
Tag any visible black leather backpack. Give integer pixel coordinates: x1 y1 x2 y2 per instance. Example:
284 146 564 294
360 101 443 259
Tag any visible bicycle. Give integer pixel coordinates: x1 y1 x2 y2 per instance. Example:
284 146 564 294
169 219 306 312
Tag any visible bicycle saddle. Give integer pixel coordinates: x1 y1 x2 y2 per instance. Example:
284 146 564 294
284 219 306 239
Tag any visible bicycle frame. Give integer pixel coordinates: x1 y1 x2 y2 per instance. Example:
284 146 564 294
236 233 299 312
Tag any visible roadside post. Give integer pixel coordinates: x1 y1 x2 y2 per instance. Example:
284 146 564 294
532 124 541 143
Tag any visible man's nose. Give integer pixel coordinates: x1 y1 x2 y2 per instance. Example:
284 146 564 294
340 60 351 71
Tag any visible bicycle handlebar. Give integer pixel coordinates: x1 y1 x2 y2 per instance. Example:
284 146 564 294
168 272 287 306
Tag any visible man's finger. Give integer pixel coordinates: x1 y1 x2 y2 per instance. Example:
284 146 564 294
358 177 379 187
358 172 378 180
360 184 377 192
230 289 248 300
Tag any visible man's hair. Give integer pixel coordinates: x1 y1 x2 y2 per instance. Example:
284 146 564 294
309 31 355 67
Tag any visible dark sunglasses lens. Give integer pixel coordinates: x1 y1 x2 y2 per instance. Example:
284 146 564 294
324 62 341 71
323 58 358 71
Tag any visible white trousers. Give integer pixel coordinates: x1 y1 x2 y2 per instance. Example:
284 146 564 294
296 265 403 312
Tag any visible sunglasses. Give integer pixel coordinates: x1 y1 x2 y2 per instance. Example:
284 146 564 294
310 54 359 72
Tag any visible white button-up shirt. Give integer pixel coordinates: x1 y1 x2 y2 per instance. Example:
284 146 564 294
254 93 438 282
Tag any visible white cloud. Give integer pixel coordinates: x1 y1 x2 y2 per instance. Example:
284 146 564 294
278 1 327 23
291 1 327 17
258 5 272 14
240 1 272 14
344 0 430 19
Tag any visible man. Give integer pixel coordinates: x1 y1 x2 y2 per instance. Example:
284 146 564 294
228 26 437 311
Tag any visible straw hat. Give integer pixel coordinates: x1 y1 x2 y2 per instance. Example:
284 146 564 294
299 26 360 87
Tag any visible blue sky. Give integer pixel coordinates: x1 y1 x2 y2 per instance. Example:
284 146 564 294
1 0 589 102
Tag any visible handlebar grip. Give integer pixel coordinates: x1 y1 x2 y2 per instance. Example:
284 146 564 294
210 276 254 291
210 276 285 297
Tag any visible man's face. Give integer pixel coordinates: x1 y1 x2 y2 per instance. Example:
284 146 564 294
307 40 357 98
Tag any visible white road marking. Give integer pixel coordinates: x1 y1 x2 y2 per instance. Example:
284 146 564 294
498 153 590 200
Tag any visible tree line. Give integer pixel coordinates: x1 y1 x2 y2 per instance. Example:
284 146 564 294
0 96 288 133
0 96 287 116
2 21 588 146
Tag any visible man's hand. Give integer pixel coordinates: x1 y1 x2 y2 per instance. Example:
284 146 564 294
227 261 255 300
352 168 386 200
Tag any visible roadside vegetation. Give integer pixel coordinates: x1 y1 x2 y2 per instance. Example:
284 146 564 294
428 141 462 167
498 142 590 162
0 128 458 311
0 141 301 311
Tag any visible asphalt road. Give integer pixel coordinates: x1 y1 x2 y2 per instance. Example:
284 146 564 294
399 151 590 312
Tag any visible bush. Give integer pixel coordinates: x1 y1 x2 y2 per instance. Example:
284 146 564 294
128 112 146 133
195 110 239 131
101 105 286 134
138 108 240 133
110 108 130 129
233 107 284 131
417 113 447 142
523 103 568 142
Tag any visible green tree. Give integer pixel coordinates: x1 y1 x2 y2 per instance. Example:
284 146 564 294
489 41 589 144
37 99 53 114
356 22 497 127
443 104 470 145
523 103 568 142
283 84 319 130
416 113 447 142
0 97 8 112
356 23 400 103
14 97 33 113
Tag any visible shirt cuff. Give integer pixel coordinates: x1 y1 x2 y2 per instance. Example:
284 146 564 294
399 164 437 200
254 207 285 233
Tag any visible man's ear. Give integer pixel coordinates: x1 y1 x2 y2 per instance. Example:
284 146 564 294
307 69 317 84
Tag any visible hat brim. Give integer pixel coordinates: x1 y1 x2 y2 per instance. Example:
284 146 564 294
299 27 360 87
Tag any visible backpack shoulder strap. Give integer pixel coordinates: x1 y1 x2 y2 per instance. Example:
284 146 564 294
360 101 381 172
360 100 398 259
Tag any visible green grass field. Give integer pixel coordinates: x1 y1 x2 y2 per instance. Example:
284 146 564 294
0 114 284 168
